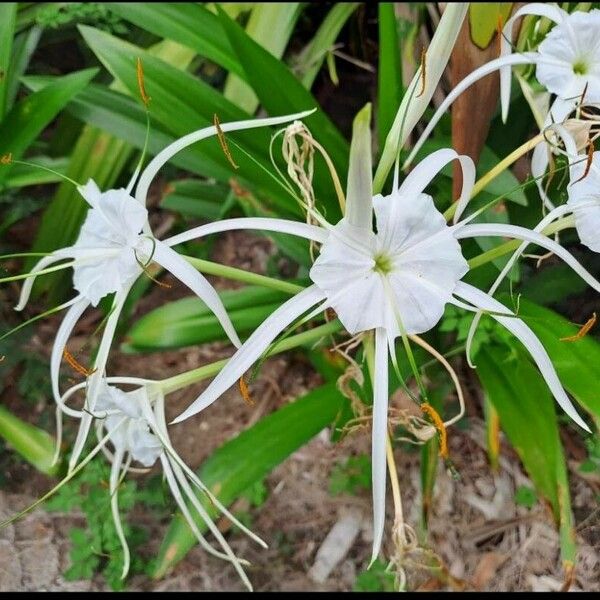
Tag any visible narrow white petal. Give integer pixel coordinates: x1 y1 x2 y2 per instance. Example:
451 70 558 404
501 4 567 122
152 240 241 348
374 3 467 191
50 297 89 407
172 285 325 423
346 103 373 231
164 217 329 248
15 253 72 311
109 447 130 579
463 205 572 367
398 149 475 223
454 282 590 432
158 454 248 565
68 292 128 473
370 327 389 564
455 222 600 292
143 392 267 549
403 53 537 169
531 141 553 210
135 109 316 206
169 457 254 591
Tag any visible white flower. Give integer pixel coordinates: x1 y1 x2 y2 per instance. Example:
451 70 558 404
159 106 595 562
59 377 266 590
13 110 314 473
404 4 600 168
567 150 600 252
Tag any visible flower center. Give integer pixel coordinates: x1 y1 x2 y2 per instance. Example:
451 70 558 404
373 252 394 275
573 60 588 76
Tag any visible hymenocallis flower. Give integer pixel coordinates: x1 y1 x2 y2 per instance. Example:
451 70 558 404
404 4 600 169
156 105 595 562
55 376 266 590
2 109 315 473
466 132 600 358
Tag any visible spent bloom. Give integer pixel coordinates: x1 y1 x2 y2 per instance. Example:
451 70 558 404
160 106 595 561
7 110 314 473
58 377 265 590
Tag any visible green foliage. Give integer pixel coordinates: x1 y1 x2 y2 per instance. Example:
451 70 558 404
514 485 538 509
45 456 167 590
329 454 372 496
34 3 128 33
353 559 396 592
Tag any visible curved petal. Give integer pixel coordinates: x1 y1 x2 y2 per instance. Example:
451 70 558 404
158 454 250 567
164 217 329 248
530 139 553 210
403 53 537 169
501 4 568 122
398 149 475 224
15 253 74 311
172 285 326 423
454 282 590 432
455 222 600 292
50 297 89 407
346 103 373 231
135 109 316 206
68 291 128 473
463 204 572 367
109 447 130 579
77 179 102 208
152 240 241 349
370 327 389 564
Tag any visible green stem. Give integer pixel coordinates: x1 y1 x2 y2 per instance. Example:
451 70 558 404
182 255 304 295
159 319 343 395
467 215 575 270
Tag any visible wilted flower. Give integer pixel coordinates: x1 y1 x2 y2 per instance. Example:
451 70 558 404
59 377 265 590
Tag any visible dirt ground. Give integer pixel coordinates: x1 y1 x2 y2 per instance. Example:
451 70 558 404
1 230 599 592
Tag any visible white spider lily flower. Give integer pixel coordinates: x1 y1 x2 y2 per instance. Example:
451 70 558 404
59 377 266 590
12 110 314 473
465 144 600 361
161 106 594 562
404 4 600 169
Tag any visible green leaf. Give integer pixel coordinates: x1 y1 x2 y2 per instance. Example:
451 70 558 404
161 179 232 221
469 3 513 50
108 3 245 78
4 155 69 188
5 24 42 111
0 68 97 186
223 3 301 113
216 5 348 219
377 3 403 150
0 3 17 118
0 405 59 475
123 286 291 352
78 25 300 214
153 382 346 577
499 296 600 422
475 344 564 516
296 3 359 89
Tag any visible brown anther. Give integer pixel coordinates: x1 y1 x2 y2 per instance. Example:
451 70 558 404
560 312 597 342
214 113 239 170
416 48 427 98
136 57 151 108
1 153 12 165
63 348 96 378
420 403 448 459
238 376 255 407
